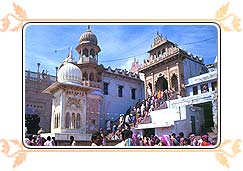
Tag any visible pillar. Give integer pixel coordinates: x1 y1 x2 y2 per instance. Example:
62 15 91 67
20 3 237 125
37 63 40 73
198 85 201 94
176 62 181 93
208 82 212 92
51 98 55 131
167 67 170 89
151 72 154 95
60 91 65 130
55 67 58 81
145 79 148 98
37 63 40 80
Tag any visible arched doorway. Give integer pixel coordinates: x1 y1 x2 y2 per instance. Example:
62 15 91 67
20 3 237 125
171 74 178 91
156 76 168 91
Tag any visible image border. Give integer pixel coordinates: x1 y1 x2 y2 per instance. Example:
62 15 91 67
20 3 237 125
22 21 221 150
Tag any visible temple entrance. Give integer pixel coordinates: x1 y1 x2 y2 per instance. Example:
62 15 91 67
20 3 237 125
194 102 214 132
143 128 155 137
156 76 168 91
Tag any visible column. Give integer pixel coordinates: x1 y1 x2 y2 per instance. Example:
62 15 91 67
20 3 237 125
198 85 201 94
189 87 193 97
208 82 212 92
60 91 65 131
37 63 40 80
167 67 170 89
82 92 87 134
212 92 218 130
55 67 58 81
51 98 55 132
176 62 181 93
37 63 40 73
151 72 155 95
145 79 148 98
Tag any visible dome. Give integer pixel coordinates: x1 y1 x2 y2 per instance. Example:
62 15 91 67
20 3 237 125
57 63 82 85
79 26 98 45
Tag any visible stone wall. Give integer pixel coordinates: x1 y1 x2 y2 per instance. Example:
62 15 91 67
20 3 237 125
25 77 53 132
86 97 100 134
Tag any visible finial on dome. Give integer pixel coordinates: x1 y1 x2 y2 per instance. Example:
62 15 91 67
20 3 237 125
60 47 75 66
68 47 72 57
87 25 91 30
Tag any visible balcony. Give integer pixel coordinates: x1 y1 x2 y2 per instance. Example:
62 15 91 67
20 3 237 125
82 80 101 89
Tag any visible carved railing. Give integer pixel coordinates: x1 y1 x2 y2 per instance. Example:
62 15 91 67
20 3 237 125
82 80 101 88
25 70 56 83
139 47 180 70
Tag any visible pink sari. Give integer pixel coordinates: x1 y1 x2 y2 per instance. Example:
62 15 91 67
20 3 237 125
160 135 171 146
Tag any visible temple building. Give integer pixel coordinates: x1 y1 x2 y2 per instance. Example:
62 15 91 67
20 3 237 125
134 32 218 138
139 32 207 98
25 26 144 140
24 25 218 143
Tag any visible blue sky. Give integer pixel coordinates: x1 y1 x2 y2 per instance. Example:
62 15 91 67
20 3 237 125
24 23 219 75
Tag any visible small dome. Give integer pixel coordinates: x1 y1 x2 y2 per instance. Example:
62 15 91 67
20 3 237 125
57 63 82 84
79 26 98 45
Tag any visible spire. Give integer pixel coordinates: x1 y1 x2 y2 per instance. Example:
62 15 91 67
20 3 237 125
214 56 218 63
156 25 159 35
87 25 91 30
67 47 75 63
68 47 73 58
61 47 75 65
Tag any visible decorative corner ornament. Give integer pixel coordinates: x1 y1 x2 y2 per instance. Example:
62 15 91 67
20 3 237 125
0 2 27 32
0 139 27 170
215 139 242 169
215 2 242 32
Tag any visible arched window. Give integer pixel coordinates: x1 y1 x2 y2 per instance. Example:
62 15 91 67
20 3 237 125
89 72 94 81
65 112 71 128
162 48 166 54
83 72 88 81
76 113 81 129
71 113 76 129
158 51 161 57
97 73 101 82
153 53 156 59
54 113 59 128
155 76 168 92
57 113 60 128
83 48 89 57
90 49 95 58
171 74 178 91
54 114 58 128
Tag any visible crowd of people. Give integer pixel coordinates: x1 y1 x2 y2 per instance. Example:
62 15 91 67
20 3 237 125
24 129 216 147
101 122 217 146
25 134 57 146
25 134 80 146
24 87 217 147
121 88 179 127
96 87 217 147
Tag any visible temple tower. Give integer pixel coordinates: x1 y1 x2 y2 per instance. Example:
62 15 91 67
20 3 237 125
43 53 97 140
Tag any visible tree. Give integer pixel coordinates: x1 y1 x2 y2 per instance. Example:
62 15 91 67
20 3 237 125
25 114 40 135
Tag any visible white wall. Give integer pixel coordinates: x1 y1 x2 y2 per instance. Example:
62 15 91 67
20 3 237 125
185 71 217 96
101 75 144 126
183 58 203 81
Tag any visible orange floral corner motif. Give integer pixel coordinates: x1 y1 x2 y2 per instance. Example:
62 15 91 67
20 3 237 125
0 2 242 32
215 2 242 32
215 139 242 169
0 139 27 169
0 2 27 32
